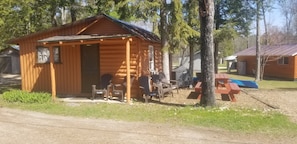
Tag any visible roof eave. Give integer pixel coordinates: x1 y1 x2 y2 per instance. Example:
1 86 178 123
8 15 104 44
38 34 133 44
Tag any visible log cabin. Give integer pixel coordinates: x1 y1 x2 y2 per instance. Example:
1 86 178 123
8 14 162 102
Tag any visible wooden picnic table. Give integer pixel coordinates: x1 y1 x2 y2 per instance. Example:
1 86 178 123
215 73 229 87
195 73 240 102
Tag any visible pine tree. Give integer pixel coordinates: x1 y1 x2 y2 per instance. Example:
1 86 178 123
184 0 200 85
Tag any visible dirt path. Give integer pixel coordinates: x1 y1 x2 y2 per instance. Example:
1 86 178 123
0 107 295 144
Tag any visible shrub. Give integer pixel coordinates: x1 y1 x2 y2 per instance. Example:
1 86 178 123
2 90 51 104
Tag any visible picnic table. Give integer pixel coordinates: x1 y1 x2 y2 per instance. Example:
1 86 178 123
195 73 240 102
215 73 230 87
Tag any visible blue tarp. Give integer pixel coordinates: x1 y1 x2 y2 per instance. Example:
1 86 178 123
230 79 258 89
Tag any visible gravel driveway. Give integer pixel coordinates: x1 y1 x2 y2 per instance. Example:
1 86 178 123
1 107 295 144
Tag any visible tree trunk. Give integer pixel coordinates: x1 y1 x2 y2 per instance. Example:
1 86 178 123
214 42 219 74
70 7 77 22
51 6 57 27
214 3 220 74
179 48 186 66
169 53 173 79
255 1 261 82
261 4 268 45
260 56 265 80
60 7 67 25
199 0 215 107
189 40 195 86
160 0 170 81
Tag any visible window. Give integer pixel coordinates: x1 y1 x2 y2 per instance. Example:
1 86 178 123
277 57 289 65
53 46 61 63
37 47 50 63
148 45 155 72
36 46 61 64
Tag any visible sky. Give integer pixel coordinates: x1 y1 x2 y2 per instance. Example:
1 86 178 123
257 2 293 35
266 4 284 28
133 2 286 34
249 3 285 35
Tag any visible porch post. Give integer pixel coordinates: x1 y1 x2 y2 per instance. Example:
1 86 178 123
126 38 132 104
49 45 56 100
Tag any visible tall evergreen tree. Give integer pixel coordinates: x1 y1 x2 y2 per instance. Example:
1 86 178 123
214 0 256 73
115 0 137 21
134 0 171 79
184 0 200 85
0 0 53 48
167 0 198 79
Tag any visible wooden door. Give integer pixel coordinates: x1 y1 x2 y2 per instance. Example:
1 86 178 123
81 44 99 93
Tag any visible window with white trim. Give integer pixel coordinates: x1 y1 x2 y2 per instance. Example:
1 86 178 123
148 45 155 72
277 57 289 65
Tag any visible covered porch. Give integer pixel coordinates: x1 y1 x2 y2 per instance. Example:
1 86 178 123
38 34 134 103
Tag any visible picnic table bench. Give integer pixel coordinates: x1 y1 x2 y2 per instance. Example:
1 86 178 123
195 81 240 102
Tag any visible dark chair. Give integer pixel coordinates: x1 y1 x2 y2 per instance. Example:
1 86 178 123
91 74 113 100
138 75 161 103
109 75 136 102
158 72 179 93
151 74 174 99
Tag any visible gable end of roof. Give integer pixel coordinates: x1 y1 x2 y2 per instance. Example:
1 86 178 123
8 14 160 44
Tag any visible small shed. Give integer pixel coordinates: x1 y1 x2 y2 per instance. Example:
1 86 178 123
224 55 237 73
8 14 162 101
0 45 20 74
235 44 297 80
172 66 191 88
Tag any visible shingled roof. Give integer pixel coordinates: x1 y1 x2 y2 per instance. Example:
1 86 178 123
9 14 160 44
235 44 297 56
103 14 160 43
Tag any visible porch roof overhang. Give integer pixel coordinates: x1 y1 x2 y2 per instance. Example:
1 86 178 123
38 34 133 45
41 34 134 104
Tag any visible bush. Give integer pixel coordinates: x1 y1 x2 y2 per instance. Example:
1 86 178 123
2 90 52 104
